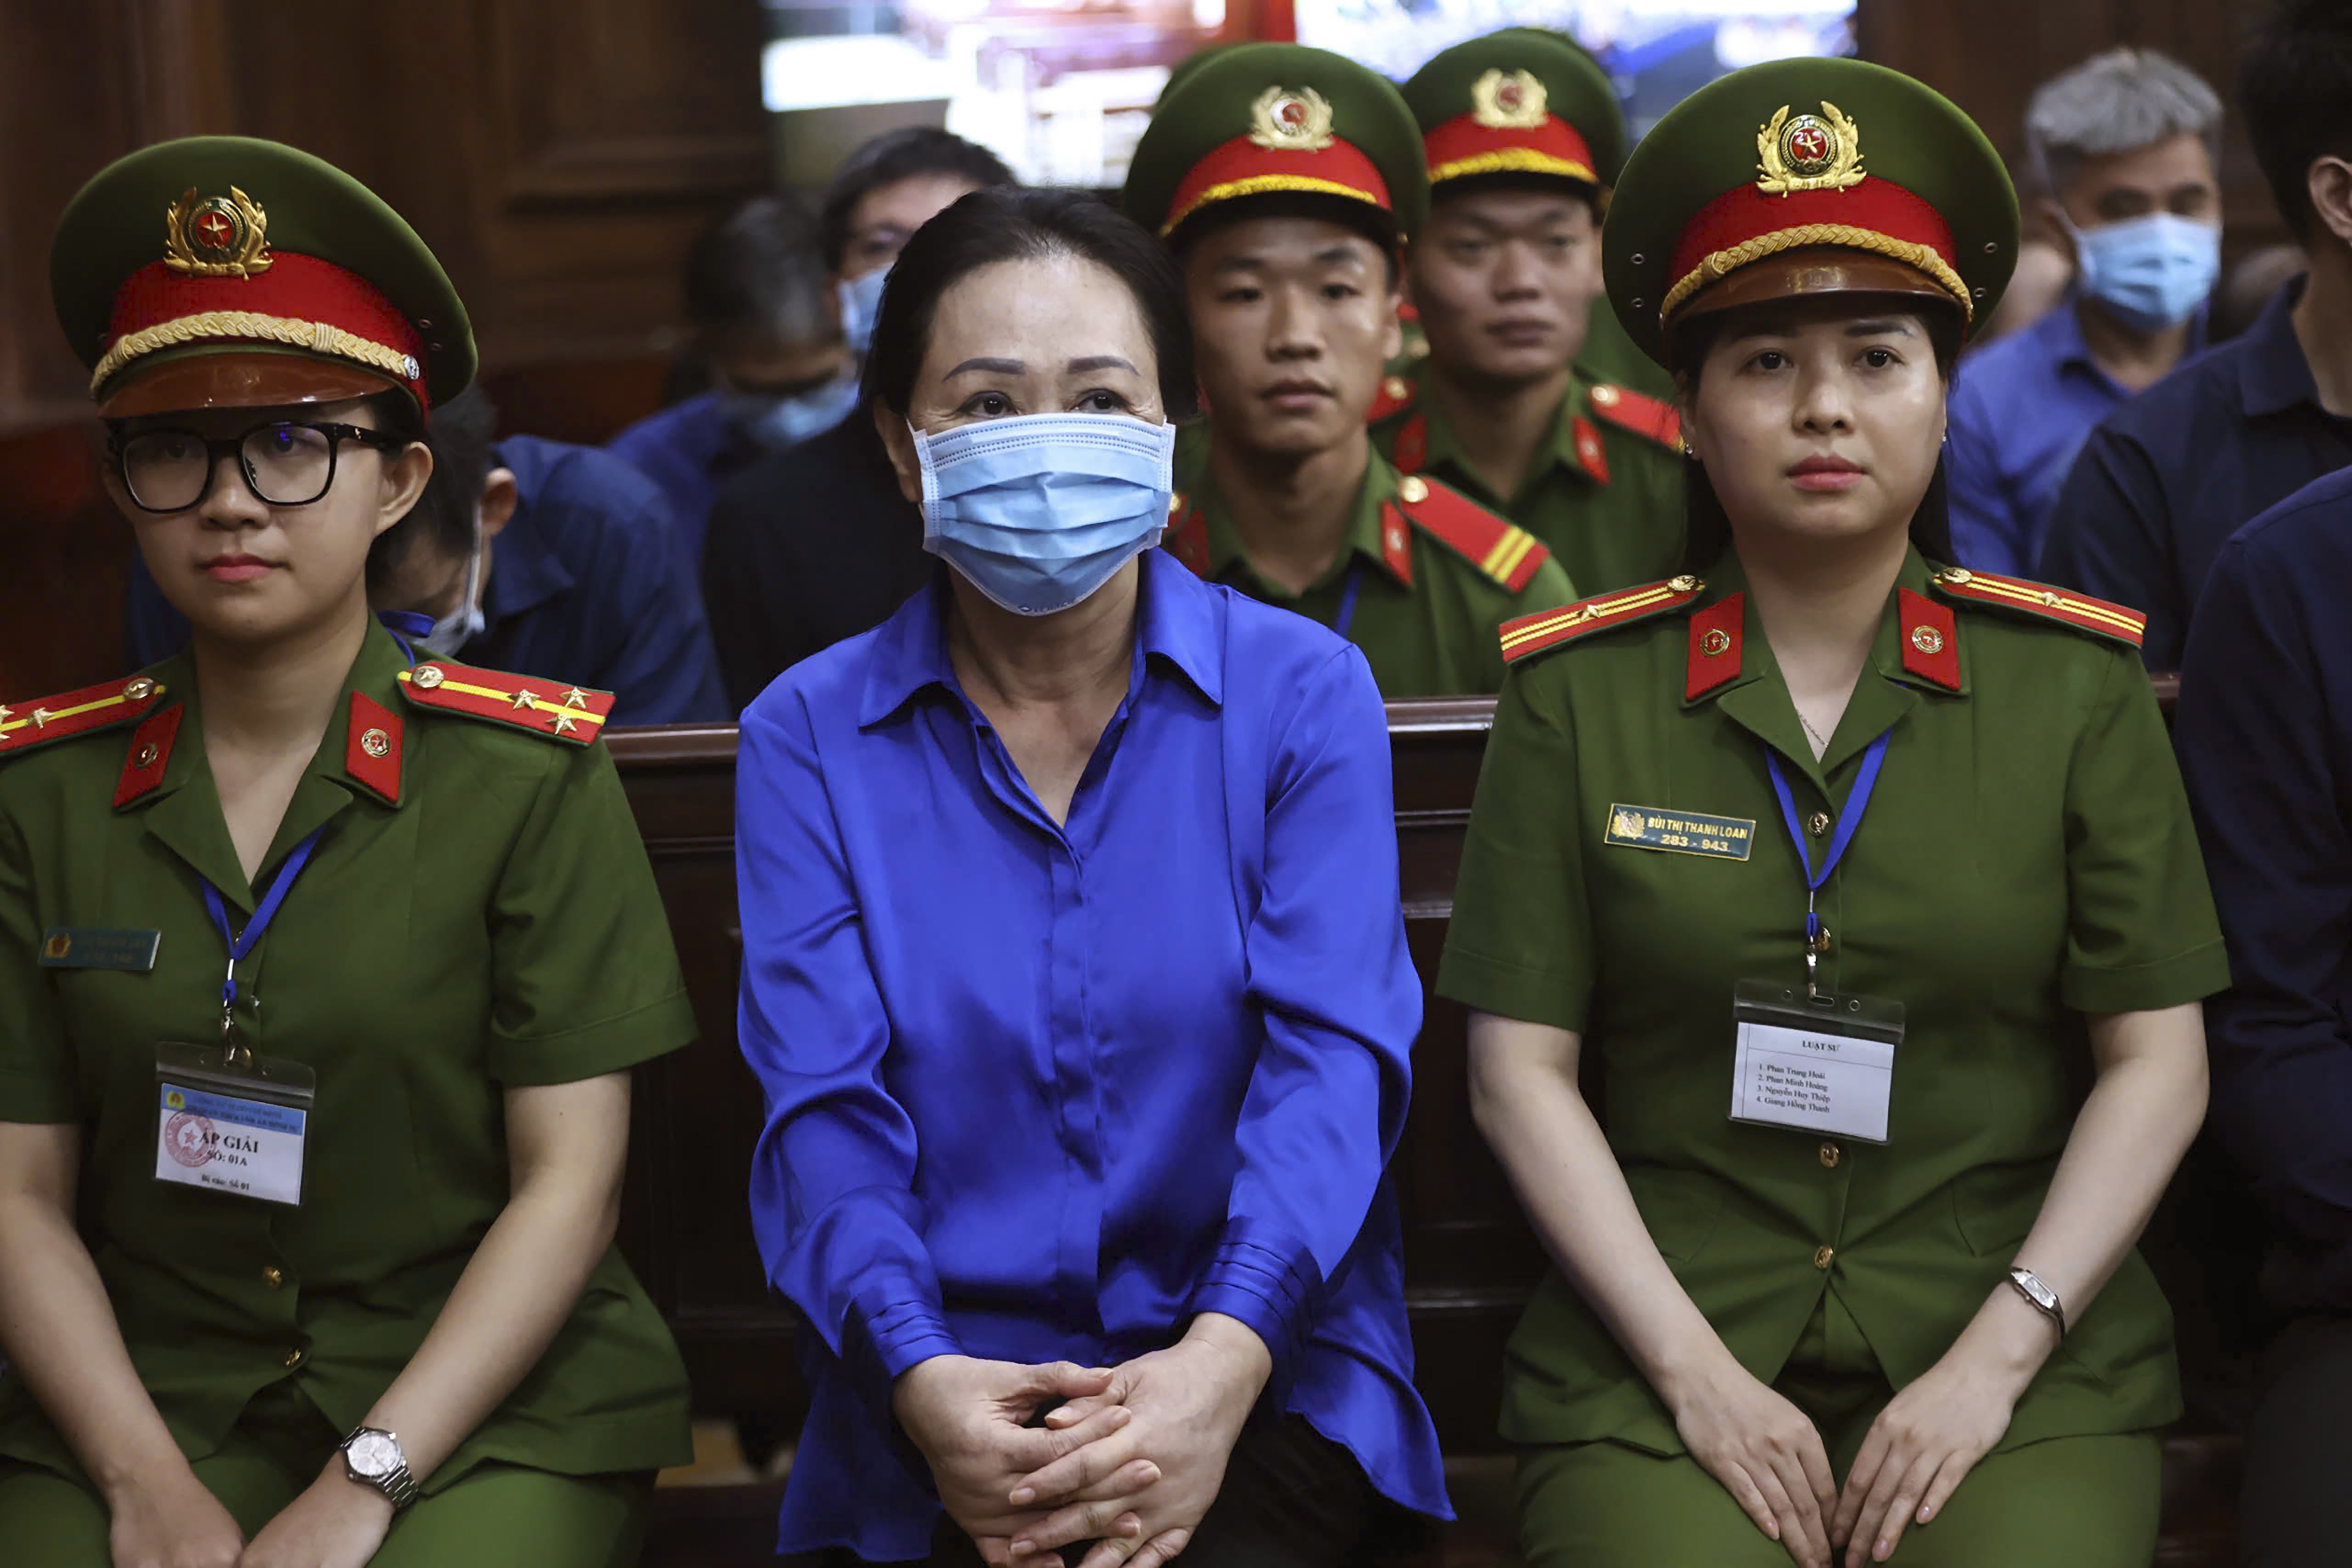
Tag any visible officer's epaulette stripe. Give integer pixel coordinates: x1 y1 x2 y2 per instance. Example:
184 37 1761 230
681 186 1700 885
0 674 167 760
1500 576 1704 664
1928 568 2145 648
1587 383 1681 448
1400 476 1549 593
396 661 612 746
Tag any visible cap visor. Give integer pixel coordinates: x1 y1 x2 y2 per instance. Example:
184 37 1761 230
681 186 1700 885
1669 246 1959 334
98 349 401 419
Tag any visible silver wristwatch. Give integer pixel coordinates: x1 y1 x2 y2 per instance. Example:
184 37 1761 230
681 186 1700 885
2006 1266 2068 1339
341 1425 421 1511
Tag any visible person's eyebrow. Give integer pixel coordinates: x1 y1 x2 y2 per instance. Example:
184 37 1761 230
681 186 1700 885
1844 318 1918 337
944 357 1025 378
1212 254 1267 274
1314 245 1370 268
1066 356 1137 374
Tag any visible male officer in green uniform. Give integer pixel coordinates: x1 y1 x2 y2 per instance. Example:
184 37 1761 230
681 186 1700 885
0 138 693 1565
1128 42 1577 697
1368 29 1685 593
1436 57 2226 1567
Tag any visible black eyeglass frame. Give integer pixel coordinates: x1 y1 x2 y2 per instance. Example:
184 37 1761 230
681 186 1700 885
108 420 412 514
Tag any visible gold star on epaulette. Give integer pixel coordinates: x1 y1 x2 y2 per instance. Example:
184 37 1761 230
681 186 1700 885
509 687 537 711
560 687 591 709
550 711 580 735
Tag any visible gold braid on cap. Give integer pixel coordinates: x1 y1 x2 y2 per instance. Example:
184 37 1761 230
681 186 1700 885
1659 223 1971 326
90 310 417 397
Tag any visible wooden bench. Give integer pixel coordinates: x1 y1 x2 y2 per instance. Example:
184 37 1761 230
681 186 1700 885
609 691 2244 1565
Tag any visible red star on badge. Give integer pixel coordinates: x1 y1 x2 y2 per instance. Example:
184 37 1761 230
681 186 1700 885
1789 125 1829 164
1498 81 1522 107
1279 98 1305 126
196 209 233 249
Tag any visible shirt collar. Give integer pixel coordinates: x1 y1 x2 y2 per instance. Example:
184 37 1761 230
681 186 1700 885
2238 273 2320 420
1412 372 1605 487
856 552 1222 728
480 443 574 624
2039 290 2211 385
1192 450 1406 589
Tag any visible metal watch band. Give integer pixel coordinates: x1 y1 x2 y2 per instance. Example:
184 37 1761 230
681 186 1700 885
2006 1266 2068 1338
341 1426 421 1512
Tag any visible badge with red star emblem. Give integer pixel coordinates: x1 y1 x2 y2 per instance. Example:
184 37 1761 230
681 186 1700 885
1249 86 1335 151
163 186 273 278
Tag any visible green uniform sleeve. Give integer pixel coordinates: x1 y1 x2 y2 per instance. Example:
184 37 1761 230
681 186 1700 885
2059 644 2232 1015
1436 662 1595 1029
485 741 699 1085
0 801 76 1123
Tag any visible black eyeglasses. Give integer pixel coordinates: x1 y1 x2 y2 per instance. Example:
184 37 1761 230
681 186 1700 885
111 421 409 513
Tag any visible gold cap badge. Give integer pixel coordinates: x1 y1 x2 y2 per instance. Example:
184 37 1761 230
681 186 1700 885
1471 69 1549 131
1756 103 1865 196
1250 86 1335 152
164 186 273 278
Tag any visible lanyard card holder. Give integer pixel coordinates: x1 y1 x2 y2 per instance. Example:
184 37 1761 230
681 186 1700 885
154 1040 316 1206
1730 979 1905 1145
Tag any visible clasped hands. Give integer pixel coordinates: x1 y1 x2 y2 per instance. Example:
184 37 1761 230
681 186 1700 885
892 1313 1273 1568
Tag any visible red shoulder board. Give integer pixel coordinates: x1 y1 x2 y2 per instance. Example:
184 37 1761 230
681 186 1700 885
1500 575 1706 666
0 674 169 761
396 661 613 745
1927 567 2145 649
1367 372 1417 424
1394 475 1549 593
1588 382 1681 449
1164 495 1211 576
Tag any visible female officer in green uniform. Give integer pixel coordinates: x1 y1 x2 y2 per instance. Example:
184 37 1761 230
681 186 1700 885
1436 60 2227 1568
0 137 694 1567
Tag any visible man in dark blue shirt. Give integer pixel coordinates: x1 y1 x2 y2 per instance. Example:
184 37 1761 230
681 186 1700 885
127 391 727 726
2036 1 2352 670
2176 460 2352 1567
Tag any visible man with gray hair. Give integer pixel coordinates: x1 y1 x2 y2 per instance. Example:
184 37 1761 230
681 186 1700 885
1944 48 2222 577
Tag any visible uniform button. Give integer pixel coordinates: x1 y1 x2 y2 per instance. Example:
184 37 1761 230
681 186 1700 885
1819 1142 1841 1169
1813 1245 1835 1270
1807 811 1831 837
262 1266 285 1289
282 1346 305 1368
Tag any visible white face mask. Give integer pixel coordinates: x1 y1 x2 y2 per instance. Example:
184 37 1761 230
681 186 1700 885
416 529 485 657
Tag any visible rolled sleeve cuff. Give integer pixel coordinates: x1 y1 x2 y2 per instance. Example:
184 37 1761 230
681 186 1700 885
487 990 700 1086
1435 947 1589 1034
1187 1221 1327 1408
843 1284 964 1433
2060 941 2233 1017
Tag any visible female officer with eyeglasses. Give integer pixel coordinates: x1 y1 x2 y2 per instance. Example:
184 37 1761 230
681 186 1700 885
0 137 695 1567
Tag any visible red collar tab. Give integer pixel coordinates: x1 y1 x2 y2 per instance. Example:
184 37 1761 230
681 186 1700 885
1927 567 2147 649
1501 574 1705 666
345 691 404 804
1685 592 1746 700
1570 415 1612 485
1587 382 1682 449
1423 110 1597 188
1391 412 1430 475
1396 474 1544 591
1162 134 1392 239
1164 498 1211 576
112 702 185 808
0 674 168 761
397 661 612 746
1368 373 1416 424
1897 588 1961 690
1375 501 1417 587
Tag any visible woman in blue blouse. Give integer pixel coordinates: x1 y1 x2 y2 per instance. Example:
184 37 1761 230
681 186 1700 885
734 187 1448 1566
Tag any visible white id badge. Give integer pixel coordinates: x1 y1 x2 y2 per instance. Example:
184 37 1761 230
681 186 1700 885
1729 979 1905 1145
154 1042 316 1206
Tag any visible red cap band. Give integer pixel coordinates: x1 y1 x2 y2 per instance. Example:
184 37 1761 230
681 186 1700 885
1162 135 1392 238
1422 113 1597 187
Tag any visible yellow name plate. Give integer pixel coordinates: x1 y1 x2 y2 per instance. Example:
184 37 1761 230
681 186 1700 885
1604 803 1756 860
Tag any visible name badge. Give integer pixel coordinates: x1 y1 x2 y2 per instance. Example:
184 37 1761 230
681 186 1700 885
1729 979 1904 1145
154 1042 315 1206
39 927 161 971
1605 803 1755 860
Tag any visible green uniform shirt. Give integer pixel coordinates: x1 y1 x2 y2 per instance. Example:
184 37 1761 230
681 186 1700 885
1167 439 1576 696
1371 364 1685 596
1436 548 2229 1456
0 626 696 1489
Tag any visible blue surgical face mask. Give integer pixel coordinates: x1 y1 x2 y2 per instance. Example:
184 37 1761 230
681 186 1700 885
912 412 1176 617
838 268 889 358
720 373 859 453
417 529 486 658
2069 212 2221 334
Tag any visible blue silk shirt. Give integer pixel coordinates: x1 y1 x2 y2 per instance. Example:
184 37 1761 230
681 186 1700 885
733 552 1449 1557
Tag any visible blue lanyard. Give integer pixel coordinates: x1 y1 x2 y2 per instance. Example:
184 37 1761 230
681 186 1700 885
1333 561 1365 640
201 828 325 1042
1764 731 1891 995
377 609 432 666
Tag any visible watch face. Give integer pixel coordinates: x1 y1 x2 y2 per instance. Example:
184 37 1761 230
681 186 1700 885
346 1432 399 1478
